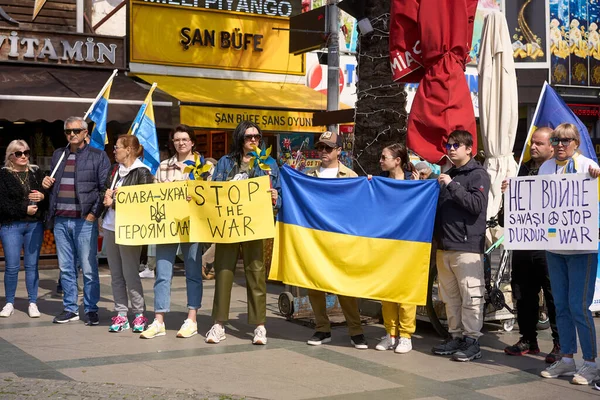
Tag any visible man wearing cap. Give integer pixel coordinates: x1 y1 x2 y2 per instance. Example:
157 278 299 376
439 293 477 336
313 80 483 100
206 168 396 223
304 131 368 349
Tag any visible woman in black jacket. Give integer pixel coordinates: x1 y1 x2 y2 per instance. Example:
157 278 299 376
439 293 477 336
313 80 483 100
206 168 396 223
0 140 47 318
102 135 154 333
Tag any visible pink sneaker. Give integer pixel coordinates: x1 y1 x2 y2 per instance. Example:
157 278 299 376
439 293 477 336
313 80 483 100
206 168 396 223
108 315 129 333
132 315 148 333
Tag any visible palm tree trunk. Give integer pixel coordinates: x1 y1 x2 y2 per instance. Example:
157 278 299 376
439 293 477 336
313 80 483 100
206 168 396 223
353 0 407 176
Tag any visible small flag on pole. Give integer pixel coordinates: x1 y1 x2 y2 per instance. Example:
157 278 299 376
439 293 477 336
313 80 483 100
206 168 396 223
519 82 598 169
84 69 117 150
88 82 112 150
128 84 160 174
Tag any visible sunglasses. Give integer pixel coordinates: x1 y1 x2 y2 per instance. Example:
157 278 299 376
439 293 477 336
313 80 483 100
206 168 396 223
316 145 336 153
550 137 575 146
380 155 395 161
12 150 30 158
445 143 462 151
65 128 85 135
244 134 262 141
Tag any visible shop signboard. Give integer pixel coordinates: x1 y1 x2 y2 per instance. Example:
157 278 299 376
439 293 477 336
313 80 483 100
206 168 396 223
139 0 302 17
549 0 600 87
129 0 304 75
505 0 550 68
0 29 126 69
180 106 325 132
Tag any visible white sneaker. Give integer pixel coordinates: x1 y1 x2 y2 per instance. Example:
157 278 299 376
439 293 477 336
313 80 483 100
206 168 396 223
572 363 598 385
395 337 412 354
541 359 577 378
205 323 226 344
28 303 40 318
253 326 267 345
375 334 396 351
139 267 155 279
0 303 14 318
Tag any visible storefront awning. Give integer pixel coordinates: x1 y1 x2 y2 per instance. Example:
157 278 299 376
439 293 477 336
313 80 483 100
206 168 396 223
135 74 347 132
0 66 175 128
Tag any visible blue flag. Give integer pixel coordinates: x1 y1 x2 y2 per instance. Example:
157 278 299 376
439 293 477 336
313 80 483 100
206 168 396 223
89 81 112 150
524 82 598 164
128 88 159 174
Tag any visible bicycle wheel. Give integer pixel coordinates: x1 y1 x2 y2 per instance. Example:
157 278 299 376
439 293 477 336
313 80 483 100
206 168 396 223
426 260 449 338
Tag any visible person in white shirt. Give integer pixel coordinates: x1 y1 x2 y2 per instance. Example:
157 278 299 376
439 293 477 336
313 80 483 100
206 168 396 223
537 123 600 385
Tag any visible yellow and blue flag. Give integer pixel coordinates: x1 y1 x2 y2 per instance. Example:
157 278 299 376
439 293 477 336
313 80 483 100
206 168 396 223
522 82 597 164
128 85 159 174
268 166 439 304
88 80 112 150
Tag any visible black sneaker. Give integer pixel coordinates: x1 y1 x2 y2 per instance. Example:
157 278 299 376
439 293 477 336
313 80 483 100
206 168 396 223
504 339 540 356
350 334 368 349
84 312 99 326
452 337 482 362
432 337 463 355
307 331 332 346
53 311 79 324
545 340 561 364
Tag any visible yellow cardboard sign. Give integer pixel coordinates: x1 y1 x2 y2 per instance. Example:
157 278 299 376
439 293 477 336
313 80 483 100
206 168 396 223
115 177 275 245
130 1 304 75
180 106 325 132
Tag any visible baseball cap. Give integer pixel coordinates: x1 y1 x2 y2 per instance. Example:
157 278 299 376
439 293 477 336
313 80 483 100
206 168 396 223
316 131 343 148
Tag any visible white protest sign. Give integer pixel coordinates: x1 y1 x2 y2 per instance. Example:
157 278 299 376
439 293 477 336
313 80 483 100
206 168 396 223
505 174 598 251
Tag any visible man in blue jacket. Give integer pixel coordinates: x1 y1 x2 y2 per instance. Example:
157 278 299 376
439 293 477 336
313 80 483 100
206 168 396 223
431 130 490 362
42 116 111 325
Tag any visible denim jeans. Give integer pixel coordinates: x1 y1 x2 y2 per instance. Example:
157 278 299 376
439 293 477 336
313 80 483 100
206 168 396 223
546 251 598 360
53 217 100 314
0 222 43 304
154 243 202 312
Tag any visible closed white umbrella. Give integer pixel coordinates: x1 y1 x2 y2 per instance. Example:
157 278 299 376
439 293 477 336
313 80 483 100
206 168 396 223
478 11 519 226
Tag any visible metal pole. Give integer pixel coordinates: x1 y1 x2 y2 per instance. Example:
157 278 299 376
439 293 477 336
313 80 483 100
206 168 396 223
327 0 339 134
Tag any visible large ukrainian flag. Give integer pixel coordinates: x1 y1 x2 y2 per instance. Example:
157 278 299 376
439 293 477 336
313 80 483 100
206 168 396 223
268 166 439 304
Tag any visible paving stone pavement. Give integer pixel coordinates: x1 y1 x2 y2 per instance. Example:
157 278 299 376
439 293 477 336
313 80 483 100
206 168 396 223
1 264 600 400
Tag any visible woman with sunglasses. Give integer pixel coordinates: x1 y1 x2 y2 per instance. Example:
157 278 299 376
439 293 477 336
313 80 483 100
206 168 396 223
205 120 281 346
0 141 47 318
102 135 154 333
537 123 600 385
140 124 209 339
372 143 419 353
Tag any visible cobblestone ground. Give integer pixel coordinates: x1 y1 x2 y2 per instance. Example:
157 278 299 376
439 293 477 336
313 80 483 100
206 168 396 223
0 376 259 399
1 266 600 400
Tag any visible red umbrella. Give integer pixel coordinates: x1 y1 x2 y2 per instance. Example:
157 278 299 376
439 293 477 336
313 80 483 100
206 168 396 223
390 0 479 164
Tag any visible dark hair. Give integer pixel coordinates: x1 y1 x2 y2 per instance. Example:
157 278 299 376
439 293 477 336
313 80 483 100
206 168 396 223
230 120 263 166
117 134 144 160
448 130 474 149
170 124 196 143
384 143 415 173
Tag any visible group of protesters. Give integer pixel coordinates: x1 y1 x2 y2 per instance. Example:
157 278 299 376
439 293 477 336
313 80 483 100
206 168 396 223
1 118 600 386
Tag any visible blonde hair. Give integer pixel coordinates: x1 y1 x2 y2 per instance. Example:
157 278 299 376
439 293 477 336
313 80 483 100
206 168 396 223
4 140 30 170
552 123 581 146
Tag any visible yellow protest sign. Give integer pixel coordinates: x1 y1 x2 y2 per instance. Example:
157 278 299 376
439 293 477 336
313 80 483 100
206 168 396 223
115 181 191 245
115 177 275 245
188 176 275 243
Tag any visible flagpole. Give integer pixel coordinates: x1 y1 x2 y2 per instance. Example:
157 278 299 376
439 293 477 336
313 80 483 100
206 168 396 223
129 83 158 136
83 69 118 120
516 81 548 173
